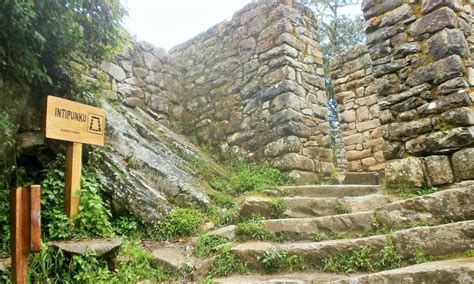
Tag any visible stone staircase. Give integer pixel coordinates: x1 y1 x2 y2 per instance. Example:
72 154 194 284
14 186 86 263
208 179 474 283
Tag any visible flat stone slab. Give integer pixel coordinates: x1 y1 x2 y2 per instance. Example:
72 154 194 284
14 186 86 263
260 211 375 241
48 238 122 258
343 172 382 185
208 224 236 240
151 247 195 271
214 258 474 283
272 185 381 198
231 221 474 269
239 194 393 219
336 257 474 284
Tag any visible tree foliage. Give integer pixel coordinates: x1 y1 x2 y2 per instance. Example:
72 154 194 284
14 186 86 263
0 0 128 96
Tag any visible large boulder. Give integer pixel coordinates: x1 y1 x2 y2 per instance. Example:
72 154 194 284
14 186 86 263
98 101 221 224
385 157 426 188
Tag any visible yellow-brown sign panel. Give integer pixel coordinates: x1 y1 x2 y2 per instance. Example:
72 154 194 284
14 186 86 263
45 96 105 146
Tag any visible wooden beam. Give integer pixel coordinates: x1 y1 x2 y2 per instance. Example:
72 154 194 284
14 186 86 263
29 185 41 252
11 187 27 284
65 142 82 218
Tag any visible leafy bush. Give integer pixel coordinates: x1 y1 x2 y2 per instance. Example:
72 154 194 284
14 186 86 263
153 208 205 240
258 249 306 273
235 218 274 242
207 246 248 277
193 234 228 258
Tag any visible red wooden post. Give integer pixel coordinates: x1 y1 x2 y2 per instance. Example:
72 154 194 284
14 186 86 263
11 185 42 284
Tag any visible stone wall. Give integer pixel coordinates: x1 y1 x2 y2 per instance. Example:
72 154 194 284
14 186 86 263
100 42 184 129
169 0 333 183
97 0 333 183
331 45 385 173
361 0 474 187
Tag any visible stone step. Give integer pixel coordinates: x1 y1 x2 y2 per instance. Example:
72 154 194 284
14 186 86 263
239 194 393 219
255 187 472 241
213 257 474 283
343 172 383 185
264 185 381 198
231 221 474 270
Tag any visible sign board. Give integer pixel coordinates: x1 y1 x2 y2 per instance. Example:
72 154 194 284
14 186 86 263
45 96 105 146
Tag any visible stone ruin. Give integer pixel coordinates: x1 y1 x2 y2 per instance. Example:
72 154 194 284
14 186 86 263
100 0 473 187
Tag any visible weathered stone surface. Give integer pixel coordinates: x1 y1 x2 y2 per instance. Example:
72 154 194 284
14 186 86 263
420 0 463 14
377 187 474 227
208 225 236 240
452 148 474 180
273 184 381 198
424 155 454 185
362 0 403 19
346 150 371 161
287 170 321 185
410 7 458 37
49 238 122 259
425 29 469 60
343 172 380 185
380 4 414 27
434 107 474 128
385 157 426 188
271 153 314 171
151 248 195 271
336 258 474 284
417 91 471 117
100 62 126 81
406 55 464 87
382 119 432 141
263 135 301 157
405 127 474 154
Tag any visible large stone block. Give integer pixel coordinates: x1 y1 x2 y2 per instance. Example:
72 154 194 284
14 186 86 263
405 127 474 154
263 136 301 157
346 150 371 161
410 7 458 37
406 55 464 87
385 157 426 188
425 29 469 61
271 153 315 171
420 0 462 14
452 148 474 180
424 155 454 185
288 170 321 185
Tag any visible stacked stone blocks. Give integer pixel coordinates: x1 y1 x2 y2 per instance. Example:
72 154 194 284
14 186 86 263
361 0 474 187
331 45 385 173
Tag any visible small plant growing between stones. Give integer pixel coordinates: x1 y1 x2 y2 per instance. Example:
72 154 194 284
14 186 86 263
193 234 228 258
334 200 350 214
412 249 431 264
269 198 286 218
235 217 275 241
206 246 248 277
152 208 205 240
257 249 307 273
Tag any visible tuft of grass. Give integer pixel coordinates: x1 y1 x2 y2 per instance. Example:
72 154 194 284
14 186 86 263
150 208 205 240
269 198 286 218
235 218 275 242
257 249 307 273
322 237 403 273
206 246 248 278
194 234 228 258
312 232 356 242
412 249 431 264
334 200 350 214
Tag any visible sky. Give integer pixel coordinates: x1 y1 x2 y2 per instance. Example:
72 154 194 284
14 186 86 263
121 0 362 51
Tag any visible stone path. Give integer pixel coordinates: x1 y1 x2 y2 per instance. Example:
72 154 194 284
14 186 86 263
208 177 474 283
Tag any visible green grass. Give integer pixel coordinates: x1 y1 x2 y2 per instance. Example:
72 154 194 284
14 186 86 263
194 234 229 258
334 200 350 214
257 249 307 273
235 218 276 242
269 198 286 218
206 246 248 278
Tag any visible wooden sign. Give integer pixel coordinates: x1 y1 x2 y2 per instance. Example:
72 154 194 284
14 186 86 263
44 96 106 218
45 96 105 146
11 185 41 284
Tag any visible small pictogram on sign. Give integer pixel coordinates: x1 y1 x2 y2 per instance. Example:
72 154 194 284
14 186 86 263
87 113 104 135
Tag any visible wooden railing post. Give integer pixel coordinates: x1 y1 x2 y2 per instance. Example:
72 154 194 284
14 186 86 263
11 185 42 284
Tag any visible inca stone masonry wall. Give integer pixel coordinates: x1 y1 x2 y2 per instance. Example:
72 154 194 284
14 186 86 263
361 0 474 187
331 45 385 173
101 0 333 183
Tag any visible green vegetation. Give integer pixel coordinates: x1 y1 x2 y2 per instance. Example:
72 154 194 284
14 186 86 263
269 198 286 218
257 249 307 273
235 217 275 242
152 208 205 240
312 231 356 242
413 249 431 264
383 179 438 199
334 200 350 214
193 234 228 258
322 237 403 273
206 246 248 278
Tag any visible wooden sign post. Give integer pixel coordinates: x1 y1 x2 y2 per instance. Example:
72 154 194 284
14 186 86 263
11 185 41 284
45 96 105 218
